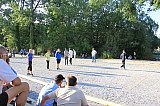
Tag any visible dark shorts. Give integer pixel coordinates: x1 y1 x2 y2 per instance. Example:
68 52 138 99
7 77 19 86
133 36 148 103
0 92 8 106
57 59 61 64
122 60 125 62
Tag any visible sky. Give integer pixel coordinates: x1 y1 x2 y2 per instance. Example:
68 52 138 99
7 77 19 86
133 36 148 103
148 9 160 38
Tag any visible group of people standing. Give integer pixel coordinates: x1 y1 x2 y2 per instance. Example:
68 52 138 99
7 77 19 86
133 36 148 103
44 48 76 71
64 48 76 65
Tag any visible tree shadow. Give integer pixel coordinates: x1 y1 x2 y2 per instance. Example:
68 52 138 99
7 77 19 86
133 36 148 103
53 69 129 77
74 64 119 70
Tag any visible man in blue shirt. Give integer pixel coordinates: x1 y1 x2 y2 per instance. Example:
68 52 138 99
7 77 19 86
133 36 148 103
27 49 33 76
36 74 65 106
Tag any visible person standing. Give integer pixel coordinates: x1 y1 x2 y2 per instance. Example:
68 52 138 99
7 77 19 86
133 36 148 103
0 45 29 106
91 48 97 62
134 51 136 59
12 49 16 57
73 49 76 59
27 49 34 76
68 48 73 65
64 48 69 65
55 48 61 70
45 50 51 70
120 50 126 69
36 74 65 106
40 76 89 106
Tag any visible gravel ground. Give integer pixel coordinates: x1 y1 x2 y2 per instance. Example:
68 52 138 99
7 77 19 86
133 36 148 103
10 55 160 106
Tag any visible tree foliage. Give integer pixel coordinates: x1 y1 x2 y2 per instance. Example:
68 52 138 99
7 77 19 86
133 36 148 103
0 0 160 60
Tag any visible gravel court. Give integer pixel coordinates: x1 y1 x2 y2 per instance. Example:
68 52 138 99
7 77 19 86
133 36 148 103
10 55 160 106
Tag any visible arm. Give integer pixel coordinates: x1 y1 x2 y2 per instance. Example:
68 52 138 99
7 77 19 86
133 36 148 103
40 89 59 106
11 77 21 86
81 91 89 106
40 95 50 106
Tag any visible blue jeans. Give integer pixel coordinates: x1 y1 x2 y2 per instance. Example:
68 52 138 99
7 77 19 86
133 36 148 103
92 56 96 62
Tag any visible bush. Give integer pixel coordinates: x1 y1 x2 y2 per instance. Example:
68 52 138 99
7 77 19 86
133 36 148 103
102 51 112 59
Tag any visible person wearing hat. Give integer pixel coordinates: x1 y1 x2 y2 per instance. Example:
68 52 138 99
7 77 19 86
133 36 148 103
40 76 89 106
36 74 65 106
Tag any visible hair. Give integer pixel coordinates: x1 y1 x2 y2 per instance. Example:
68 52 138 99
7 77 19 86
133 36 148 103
0 46 7 59
66 76 77 86
0 46 6 53
54 79 63 84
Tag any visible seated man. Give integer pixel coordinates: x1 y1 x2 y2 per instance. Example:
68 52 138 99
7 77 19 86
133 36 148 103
128 55 132 60
36 74 65 106
0 45 29 106
40 76 89 106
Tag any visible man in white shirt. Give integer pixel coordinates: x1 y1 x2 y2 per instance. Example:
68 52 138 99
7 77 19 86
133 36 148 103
40 76 89 106
91 48 97 62
68 48 73 65
0 45 29 106
73 49 76 59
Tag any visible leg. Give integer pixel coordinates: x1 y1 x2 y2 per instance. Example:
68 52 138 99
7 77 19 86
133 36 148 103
94 56 96 62
57 63 59 70
27 62 30 74
69 58 71 64
6 82 29 106
46 60 49 69
66 57 68 65
70 58 72 65
92 56 94 62
65 57 67 65
123 61 125 69
29 62 33 75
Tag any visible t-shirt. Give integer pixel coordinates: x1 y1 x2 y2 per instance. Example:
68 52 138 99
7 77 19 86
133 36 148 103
48 86 88 106
69 50 73 58
45 52 50 61
0 59 17 93
121 53 126 61
28 53 33 62
64 50 69 57
36 82 59 106
56 52 61 60
91 50 97 56
23 49 26 53
73 51 76 56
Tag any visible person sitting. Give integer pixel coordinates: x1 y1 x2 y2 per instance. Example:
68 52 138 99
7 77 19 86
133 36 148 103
40 76 89 106
84 53 88 59
128 55 132 60
36 74 65 106
0 45 29 106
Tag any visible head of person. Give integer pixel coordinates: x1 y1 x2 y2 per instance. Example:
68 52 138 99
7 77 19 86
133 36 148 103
123 50 125 53
47 50 50 53
57 48 60 52
66 76 77 86
0 45 8 61
92 48 94 50
29 49 33 53
54 74 65 86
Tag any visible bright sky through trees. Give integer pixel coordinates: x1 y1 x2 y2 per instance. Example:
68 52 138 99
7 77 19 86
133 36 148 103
148 9 160 38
